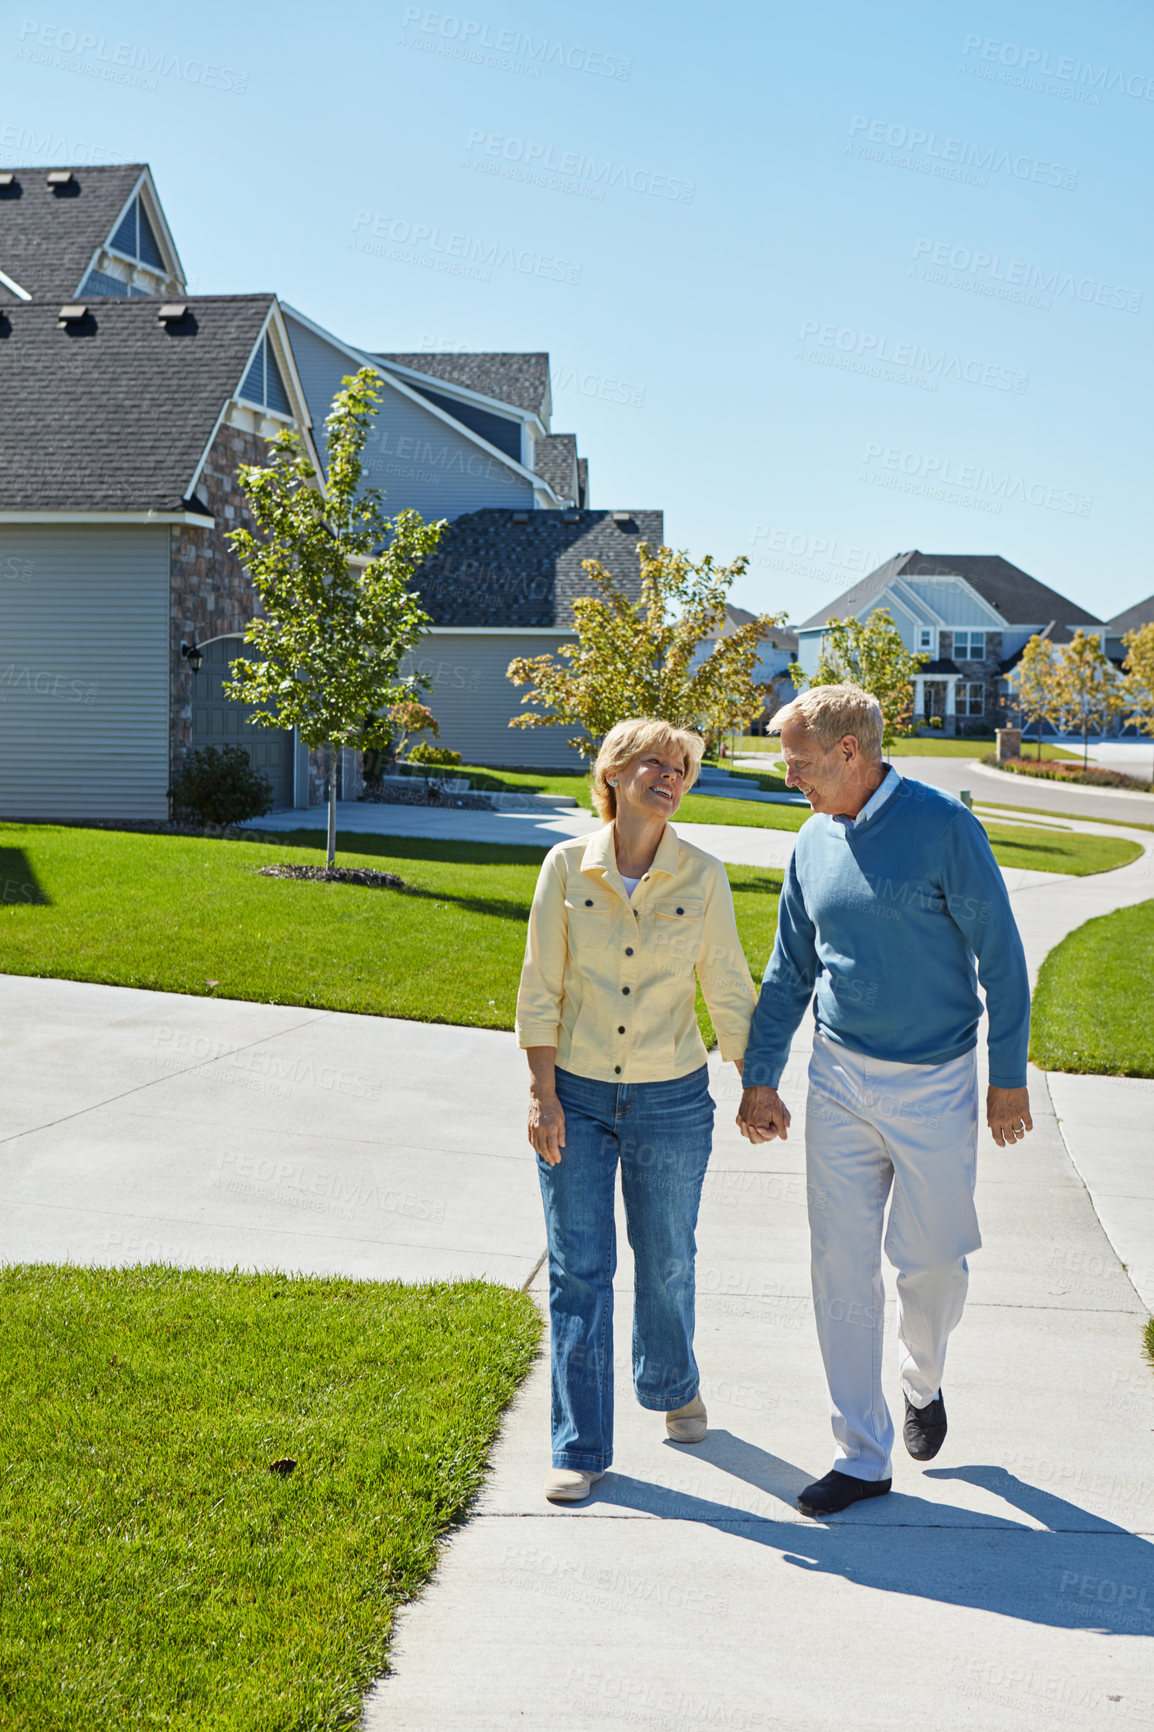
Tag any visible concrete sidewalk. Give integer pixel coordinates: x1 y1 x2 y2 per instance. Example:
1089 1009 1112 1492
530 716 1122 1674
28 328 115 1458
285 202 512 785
246 799 801 871
2 834 1152 1730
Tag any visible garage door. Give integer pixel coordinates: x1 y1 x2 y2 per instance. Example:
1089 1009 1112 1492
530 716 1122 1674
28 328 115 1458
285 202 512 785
190 636 294 809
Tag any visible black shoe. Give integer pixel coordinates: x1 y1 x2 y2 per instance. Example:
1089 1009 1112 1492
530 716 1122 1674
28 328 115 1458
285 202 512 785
904 1389 947 1461
797 1469 892 1518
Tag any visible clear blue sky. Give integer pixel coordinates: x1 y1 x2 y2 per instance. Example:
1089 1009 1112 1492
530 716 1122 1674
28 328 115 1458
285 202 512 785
4 0 1151 624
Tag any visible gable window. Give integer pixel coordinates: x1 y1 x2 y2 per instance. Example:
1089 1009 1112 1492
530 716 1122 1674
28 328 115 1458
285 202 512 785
239 336 292 416
916 627 935 653
960 681 985 717
109 195 165 269
954 630 986 661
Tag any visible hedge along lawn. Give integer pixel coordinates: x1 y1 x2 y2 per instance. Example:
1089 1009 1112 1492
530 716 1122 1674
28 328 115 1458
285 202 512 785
0 823 785 1028
0 1264 540 1732
1031 900 1154 1077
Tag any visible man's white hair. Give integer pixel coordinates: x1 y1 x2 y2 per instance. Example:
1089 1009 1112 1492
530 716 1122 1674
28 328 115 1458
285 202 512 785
769 683 884 761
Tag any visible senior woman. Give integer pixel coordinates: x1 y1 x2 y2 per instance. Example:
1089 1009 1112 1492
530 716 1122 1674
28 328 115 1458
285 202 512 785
516 716 757 1503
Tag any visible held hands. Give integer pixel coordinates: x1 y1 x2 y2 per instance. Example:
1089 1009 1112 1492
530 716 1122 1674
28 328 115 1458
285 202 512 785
736 1085 792 1144
528 1088 566 1166
987 1085 1033 1148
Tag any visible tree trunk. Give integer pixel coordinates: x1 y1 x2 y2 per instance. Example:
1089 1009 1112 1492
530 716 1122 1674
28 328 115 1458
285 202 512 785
1036 712 1043 760
327 745 338 868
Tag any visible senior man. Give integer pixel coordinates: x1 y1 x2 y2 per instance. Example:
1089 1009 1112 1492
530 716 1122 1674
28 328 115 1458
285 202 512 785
738 684 1031 1518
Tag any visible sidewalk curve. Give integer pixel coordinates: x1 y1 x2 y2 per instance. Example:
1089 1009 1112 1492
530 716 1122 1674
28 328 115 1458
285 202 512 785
1 827 1152 1731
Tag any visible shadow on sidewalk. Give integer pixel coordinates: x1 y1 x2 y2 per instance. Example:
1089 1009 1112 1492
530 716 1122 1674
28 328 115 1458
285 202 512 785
584 1433 1154 1635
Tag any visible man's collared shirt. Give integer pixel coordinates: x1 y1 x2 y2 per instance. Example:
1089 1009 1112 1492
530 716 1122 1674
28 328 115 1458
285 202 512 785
516 822 756 1084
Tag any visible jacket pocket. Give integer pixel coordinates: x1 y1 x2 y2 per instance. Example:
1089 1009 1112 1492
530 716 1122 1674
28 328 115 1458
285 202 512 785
651 896 704 977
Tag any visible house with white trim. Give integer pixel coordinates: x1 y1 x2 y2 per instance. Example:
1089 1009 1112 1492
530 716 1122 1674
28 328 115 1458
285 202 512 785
795 551 1102 734
0 161 661 817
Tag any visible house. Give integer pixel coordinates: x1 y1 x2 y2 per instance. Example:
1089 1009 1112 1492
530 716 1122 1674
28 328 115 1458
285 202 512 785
401 506 662 766
1102 595 1154 664
0 160 662 817
0 282 319 819
281 318 661 768
795 551 1101 734
0 161 184 304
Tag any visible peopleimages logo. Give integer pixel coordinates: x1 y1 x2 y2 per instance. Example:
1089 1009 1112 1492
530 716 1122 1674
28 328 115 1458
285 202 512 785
847 116 1078 190
910 238 1142 313
350 212 582 285
399 8 631 79
796 320 1028 394
464 130 694 202
860 443 1092 517
962 34 1154 101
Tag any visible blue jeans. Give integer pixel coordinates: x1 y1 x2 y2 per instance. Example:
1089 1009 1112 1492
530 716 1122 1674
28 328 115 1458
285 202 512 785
537 1064 715 1472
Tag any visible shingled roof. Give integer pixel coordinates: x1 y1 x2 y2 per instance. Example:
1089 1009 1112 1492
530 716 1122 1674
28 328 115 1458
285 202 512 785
1102 594 1154 637
375 351 550 417
533 432 579 502
0 295 277 511
0 163 151 304
797 551 1101 631
720 603 798 653
410 508 662 628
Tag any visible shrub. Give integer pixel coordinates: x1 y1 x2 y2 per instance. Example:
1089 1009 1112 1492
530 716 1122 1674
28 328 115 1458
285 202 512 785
407 742 462 768
169 745 275 827
982 754 1153 792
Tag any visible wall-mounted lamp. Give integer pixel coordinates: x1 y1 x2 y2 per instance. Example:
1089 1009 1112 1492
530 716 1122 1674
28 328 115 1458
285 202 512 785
181 640 204 674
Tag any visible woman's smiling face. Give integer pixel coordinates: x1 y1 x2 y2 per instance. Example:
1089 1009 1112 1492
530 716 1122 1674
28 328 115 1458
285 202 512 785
615 746 687 819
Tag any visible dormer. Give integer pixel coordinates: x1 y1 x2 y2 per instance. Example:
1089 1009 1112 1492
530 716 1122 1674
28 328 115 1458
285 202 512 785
76 168 185 301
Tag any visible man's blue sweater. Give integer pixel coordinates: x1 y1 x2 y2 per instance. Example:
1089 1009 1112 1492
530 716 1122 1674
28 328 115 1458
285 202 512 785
742 775 1031 1091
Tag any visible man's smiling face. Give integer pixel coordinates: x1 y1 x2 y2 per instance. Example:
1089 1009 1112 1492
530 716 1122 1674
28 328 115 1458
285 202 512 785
778 717 855 814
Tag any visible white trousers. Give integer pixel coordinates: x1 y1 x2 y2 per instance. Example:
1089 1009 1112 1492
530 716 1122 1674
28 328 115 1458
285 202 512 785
805 1029 981 1481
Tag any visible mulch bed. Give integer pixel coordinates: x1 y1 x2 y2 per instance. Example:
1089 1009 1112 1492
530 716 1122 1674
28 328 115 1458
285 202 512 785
983 755 1153 792
361 783 494 810
257 864 406 889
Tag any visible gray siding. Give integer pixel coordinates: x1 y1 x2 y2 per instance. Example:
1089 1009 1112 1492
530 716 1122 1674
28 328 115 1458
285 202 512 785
900 577 998 629
402 633 585 769
284 315 534 521
0 525 170 819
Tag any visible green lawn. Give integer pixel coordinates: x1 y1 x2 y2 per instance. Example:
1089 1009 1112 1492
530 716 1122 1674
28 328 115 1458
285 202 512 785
733 736 1079 760
976 800 1154 836
0 815 1136 1033
1031 900 1154 1076
425 762 590 801
980 824 1141 877
676 793 811 831
0 825 783 1040
0 1264 539 1732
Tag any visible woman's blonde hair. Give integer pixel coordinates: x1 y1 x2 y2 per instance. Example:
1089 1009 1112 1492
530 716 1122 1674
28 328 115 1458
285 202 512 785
591 717 705 820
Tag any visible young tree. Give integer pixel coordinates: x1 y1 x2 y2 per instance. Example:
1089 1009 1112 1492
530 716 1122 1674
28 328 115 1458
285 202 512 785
787 608 928 749
1120 621 1154 780
506 543 787 756
1011 632 1064 759
1053 629 1124 768
225 369 447 865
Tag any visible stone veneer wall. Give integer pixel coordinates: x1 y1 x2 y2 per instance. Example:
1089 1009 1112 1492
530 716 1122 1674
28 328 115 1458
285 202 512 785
169 423 268 781
171 424 368 807
922 629 1005 733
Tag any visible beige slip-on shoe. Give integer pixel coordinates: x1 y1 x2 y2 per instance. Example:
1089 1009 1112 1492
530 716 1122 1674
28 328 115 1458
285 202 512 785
665 1393 708 1443
544 1468 606 1503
